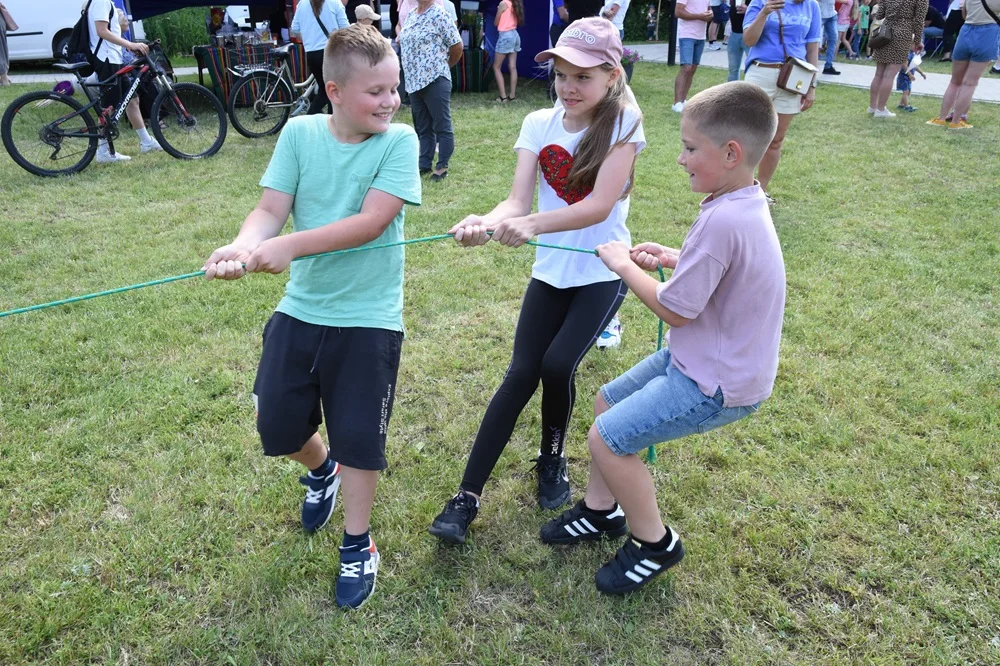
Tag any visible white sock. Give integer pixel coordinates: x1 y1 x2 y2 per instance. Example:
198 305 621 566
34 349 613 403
98 139 110 154
136 128 152 144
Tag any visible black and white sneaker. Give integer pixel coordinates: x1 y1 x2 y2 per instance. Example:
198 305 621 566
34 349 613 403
540 500 628 545
595 528 685 595
428 491 479 544
299 461 341 533
534 453 571 509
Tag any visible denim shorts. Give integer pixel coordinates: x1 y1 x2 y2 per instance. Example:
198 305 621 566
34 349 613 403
496 29 521 54
679 38 706 66
953 23 1000 63
896 68 911 91
595 348 760 456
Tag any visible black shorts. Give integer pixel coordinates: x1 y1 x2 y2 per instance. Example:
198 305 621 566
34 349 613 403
93 59 128 112
252 313 403 470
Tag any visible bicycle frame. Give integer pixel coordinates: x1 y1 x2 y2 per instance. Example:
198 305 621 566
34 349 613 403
231 58 317 111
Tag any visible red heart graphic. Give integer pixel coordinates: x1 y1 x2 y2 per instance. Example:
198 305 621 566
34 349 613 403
538 144 593 205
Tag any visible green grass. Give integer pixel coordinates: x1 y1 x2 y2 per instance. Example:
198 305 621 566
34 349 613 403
2 65 999 665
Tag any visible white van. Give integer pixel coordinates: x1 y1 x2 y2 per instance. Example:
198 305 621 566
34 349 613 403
4 0 144 62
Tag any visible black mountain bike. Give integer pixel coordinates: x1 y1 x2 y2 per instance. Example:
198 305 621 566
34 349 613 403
1 43 227 177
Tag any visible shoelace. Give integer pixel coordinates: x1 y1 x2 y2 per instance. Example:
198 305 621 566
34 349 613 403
445 493 475 517
340 561 361 579
532 456 563 484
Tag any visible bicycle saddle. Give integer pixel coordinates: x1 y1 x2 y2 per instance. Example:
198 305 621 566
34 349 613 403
53 62 91 72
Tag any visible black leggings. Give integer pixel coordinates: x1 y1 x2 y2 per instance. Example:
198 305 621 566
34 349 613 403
943 10 965 54
460 278 628 496
306 49 330 115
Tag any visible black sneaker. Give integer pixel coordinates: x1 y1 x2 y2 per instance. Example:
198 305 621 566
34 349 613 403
298 461 341 533
595 529 685 595
534 453 571 509
540 500 628 545
823 66 841 75
428 491 479 544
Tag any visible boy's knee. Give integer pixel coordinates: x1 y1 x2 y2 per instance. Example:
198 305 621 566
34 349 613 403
587 424 610 457
594 391 610 417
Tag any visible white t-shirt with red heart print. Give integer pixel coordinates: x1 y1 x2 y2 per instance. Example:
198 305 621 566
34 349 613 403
513 105 646 289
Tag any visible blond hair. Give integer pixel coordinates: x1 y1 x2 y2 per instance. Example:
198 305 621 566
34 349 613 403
323 23 396 85
566 64 642 201
682 82 777 168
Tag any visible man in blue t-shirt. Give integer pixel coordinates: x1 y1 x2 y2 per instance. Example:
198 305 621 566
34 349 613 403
549 0 570 99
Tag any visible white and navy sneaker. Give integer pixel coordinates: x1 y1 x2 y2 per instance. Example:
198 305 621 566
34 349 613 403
336 535 380 609
428 490 479 544
534 453 571 509
540 500 628 545
595 529 685 595
298 461 341 533
596 316 622 350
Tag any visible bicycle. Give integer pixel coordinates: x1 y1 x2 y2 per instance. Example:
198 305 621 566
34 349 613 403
1 42 228 178
226 44 319 139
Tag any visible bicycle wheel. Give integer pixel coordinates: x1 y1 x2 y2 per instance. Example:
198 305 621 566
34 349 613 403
151 83 228 160
1 91 98 177
227 71 293 139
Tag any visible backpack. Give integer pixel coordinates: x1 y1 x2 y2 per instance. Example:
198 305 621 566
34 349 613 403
65 0 113 66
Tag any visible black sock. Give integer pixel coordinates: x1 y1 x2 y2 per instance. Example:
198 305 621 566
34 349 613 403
342 530 370 549
309 451 334 477
634 529 674 552
582 500 617 516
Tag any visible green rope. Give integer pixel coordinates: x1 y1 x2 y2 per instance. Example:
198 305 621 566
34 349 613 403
0 232 666 462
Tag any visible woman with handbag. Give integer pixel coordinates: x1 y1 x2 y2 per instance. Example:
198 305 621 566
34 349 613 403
291 0 350 114
927 0 1000 129
866 0 927 117
742 0 822 203
0 1 17 86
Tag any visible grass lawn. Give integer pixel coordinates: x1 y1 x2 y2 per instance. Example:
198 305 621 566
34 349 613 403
1 64 999 665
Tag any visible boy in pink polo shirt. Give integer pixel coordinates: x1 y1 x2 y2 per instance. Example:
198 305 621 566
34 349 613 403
540 82 786 595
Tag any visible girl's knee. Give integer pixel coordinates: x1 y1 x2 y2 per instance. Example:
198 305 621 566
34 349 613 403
594 391 610 417
587 424 608 455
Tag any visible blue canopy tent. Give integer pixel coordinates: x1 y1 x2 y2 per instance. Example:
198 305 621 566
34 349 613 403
125 1 285 21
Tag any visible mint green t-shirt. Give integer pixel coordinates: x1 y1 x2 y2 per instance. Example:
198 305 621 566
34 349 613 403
260 116 421 332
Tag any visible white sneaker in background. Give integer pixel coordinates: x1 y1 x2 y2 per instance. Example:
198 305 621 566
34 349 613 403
596 316 622 350
866 106 876 114
671 101 685 113
140 140 163 153
96 150 132 163
873 108 896 118
706 42 722 51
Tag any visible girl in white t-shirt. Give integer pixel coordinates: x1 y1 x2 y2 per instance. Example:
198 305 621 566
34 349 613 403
429 17 645 545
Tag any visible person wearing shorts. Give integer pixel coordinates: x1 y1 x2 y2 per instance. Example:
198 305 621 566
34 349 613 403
928 0 1000 129
741 0 821 199
674 0 713 111
708 0 730 49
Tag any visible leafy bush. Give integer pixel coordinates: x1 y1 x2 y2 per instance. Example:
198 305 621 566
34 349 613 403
142 8 210 58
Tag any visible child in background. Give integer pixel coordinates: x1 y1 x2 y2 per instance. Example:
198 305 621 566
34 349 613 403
837 0 857 59
202 25 420 610
852 0 870 59
540 81 786 595
895 50 926 112
647 4 657 40
493 0 524 102
354 4 381 26
430 17 644 545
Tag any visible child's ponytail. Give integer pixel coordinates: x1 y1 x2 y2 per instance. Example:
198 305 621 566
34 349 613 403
566 66 642 202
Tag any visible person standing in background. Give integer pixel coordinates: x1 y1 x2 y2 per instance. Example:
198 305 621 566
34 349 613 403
727 0 749 80
820 0 842 73
940 0 964 61
602 0 632 39
0 1 15 86
291 0 350 114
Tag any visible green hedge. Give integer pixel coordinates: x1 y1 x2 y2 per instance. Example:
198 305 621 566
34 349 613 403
142 7 211 58
623 1 670 42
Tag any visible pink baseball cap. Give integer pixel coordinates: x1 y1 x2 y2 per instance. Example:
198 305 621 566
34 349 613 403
534 17 623 69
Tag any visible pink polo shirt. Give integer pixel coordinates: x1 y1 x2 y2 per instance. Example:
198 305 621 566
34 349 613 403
656 183 786 407
676 0 711 40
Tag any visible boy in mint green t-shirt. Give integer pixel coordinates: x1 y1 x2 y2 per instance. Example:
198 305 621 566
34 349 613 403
203 24 420 610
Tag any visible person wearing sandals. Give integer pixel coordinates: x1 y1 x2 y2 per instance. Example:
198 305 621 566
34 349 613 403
927 0 1000 129
400 0 463 181
493 0 524 102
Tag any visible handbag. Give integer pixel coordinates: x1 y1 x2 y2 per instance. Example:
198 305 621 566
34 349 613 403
1 4 18 32
776 11 817 96
867 8 894 49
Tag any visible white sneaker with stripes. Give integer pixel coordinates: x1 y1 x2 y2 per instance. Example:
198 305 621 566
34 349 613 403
540 500 628 545
595 528 685 595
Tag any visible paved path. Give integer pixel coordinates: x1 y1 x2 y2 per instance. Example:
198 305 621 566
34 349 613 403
630 42 1000 104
